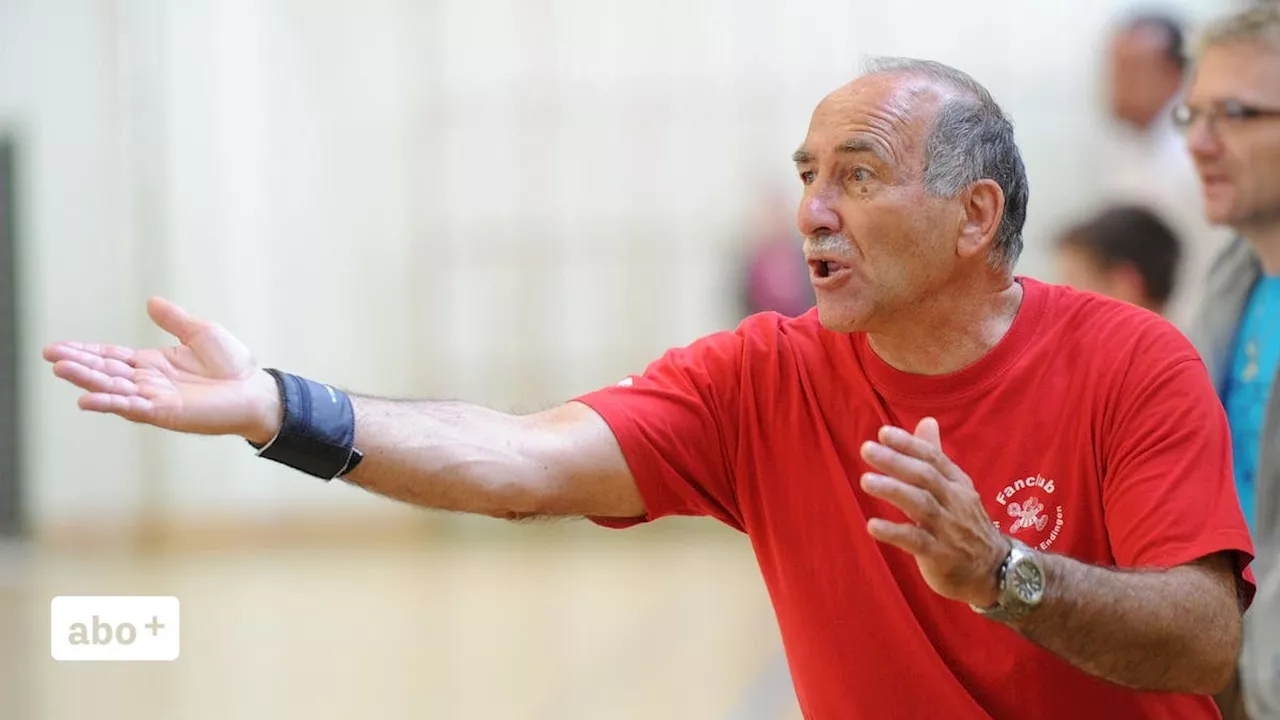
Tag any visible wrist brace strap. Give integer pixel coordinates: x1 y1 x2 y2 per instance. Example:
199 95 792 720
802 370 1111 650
250 369 364 480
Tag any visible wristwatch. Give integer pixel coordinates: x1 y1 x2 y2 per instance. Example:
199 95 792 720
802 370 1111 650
970 538 1046 622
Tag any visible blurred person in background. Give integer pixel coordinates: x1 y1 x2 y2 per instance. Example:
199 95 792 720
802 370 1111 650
1104 10 1230 328
740 192 815 318
1180 5 1280 718
43 58 1253 718
1055 204 1183 317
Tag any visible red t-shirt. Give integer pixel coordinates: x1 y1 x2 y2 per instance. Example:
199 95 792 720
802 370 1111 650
574 277 1255 719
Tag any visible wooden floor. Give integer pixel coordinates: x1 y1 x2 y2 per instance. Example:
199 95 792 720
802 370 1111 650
0 522 803 720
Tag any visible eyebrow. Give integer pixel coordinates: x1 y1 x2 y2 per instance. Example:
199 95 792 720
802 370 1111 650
791 139 889 165
838 139 889 163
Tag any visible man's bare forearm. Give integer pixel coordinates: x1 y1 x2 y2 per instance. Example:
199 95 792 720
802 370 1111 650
336 397 552 518
1006 551 1241 694
323 396 642 521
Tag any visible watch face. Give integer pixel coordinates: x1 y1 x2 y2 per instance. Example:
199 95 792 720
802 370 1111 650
1010 558 1044 604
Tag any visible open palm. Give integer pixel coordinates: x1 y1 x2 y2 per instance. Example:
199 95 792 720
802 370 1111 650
43 297 275 439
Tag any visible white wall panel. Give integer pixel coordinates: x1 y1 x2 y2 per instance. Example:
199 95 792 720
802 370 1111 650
1 0 1243 529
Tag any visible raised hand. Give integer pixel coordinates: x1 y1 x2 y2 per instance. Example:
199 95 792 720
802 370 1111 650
43 297 280 443
858 417 1010 609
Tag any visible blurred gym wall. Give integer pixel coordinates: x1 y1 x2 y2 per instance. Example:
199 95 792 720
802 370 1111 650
0 0 1240 541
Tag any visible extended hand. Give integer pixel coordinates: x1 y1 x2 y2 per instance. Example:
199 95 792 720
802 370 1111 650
859 417 1010 608
43 297 281 443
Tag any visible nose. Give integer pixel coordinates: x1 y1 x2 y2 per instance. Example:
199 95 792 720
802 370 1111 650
1184 118 1223 160
797 190 841 238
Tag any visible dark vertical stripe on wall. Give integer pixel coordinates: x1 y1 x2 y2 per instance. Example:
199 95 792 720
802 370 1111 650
0 136 23 538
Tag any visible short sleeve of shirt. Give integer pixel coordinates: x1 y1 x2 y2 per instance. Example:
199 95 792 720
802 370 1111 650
1102 347 1257 601
572 321 758 532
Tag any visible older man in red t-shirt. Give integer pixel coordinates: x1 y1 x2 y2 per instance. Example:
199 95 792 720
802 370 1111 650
45 58 1252 719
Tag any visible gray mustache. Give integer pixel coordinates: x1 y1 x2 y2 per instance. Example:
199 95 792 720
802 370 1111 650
804 235 854 255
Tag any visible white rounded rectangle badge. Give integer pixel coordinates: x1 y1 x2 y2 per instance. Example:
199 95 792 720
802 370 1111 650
51 596 180 661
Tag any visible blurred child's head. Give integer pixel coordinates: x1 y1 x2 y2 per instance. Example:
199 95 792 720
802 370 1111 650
1056 205 1183 315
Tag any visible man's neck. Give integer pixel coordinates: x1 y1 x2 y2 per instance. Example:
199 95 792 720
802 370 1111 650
866 278 1025 376
1241 221 1280 276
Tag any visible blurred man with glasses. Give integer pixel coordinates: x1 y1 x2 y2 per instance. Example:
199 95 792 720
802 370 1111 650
1179 5 1280 718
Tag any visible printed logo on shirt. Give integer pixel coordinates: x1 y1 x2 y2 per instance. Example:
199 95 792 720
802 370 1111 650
991 473 1065 552
1007 496 1049 533
616 377 634 387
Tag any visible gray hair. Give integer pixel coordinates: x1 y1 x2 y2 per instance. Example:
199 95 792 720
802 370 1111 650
1196 4 1280 56
861 57 1030 272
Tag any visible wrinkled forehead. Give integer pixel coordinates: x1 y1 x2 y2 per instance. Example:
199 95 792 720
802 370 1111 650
800 74 944 170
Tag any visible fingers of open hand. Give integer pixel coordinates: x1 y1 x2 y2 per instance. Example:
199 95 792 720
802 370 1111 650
866 518 937 556
46 344 137 380
146 297 205 345
43 341 136 365
52 360 141 397
870 425 973 489
861 439 950 497
861 473 942 527
78 393 156 423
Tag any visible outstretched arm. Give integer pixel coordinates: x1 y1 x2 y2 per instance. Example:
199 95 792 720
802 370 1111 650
321 395 643 520
47 297 647 521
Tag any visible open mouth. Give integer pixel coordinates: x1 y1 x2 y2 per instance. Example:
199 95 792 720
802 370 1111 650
810 260 850 278
1198 168 1230 187
1200 175 1233 198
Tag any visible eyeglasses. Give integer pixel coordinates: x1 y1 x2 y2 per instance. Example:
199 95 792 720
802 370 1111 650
1172 100 1280 133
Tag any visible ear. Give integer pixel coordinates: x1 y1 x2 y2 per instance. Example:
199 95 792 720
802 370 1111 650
956 179 1005 260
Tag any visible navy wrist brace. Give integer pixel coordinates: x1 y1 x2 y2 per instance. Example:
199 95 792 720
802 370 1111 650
249 369 364 480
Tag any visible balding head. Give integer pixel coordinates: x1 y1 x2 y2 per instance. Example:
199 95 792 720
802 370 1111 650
805 73 944 187
848 58 1030 270
791 58 1029 333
